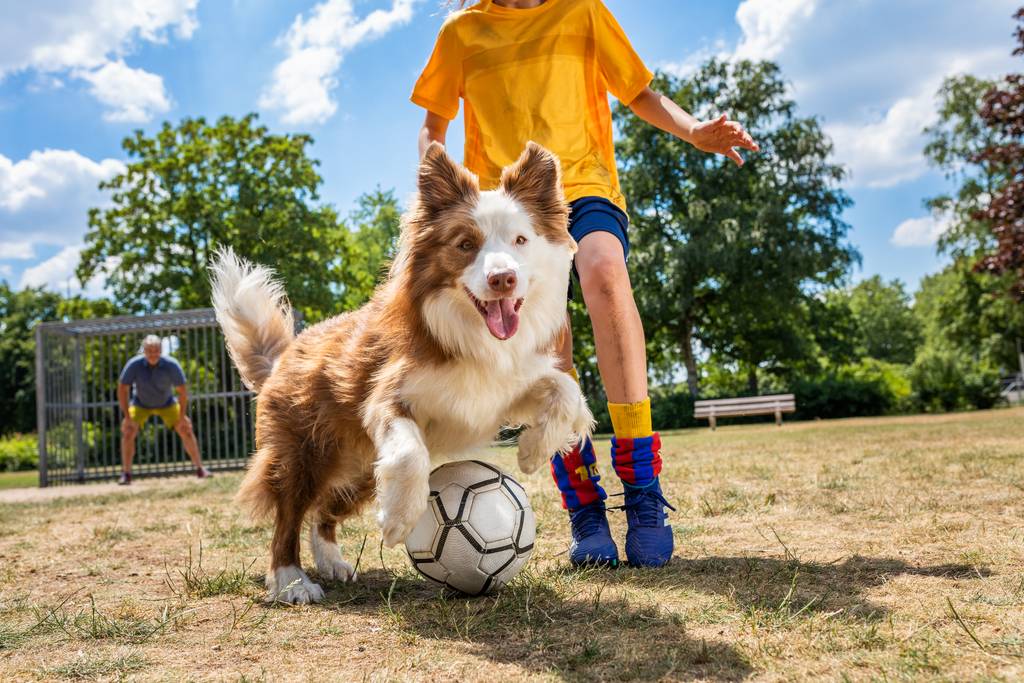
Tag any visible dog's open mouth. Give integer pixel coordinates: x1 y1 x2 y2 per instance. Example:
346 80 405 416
465 287 523 340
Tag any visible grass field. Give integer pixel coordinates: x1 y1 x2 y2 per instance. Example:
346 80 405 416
1 409 1023 681
0 470 37 490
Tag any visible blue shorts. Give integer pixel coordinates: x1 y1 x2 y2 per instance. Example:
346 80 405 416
567 196 630 300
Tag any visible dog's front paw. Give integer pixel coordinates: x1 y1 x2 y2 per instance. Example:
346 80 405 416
378 496 428 548
267 566 325 604
376 470 429 548
516 426 551 474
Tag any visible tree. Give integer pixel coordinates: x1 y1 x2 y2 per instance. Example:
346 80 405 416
975 8 1024 297
0 284 119 435
78 114 346 320
807 290 862 367
923 74 1002 259
848 276 920 365
914 262 1024 373
615 61 857 396
334 189 402 311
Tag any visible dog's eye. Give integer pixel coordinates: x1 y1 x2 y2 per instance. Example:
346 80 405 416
458 239 475 252
515 235 528 246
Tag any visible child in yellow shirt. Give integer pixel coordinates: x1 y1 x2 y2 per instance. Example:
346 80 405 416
412 0 758 567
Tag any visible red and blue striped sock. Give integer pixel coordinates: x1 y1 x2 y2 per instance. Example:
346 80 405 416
550 437 607 511
611 433 663 488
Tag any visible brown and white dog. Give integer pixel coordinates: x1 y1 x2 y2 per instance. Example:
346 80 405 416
210 142 593 604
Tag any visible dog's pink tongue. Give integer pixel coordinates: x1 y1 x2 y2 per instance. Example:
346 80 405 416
484 299 520 340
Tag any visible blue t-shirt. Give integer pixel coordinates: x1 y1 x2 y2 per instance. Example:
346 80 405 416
118 355 187 408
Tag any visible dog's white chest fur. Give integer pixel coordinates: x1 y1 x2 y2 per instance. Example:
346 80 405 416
402 350 553 458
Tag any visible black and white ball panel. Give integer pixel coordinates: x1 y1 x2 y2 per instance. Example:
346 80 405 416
405 460 536 596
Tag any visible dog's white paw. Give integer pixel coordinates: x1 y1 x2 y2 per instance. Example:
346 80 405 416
310 529 358 582
516 426 550 474
267 565 325 604
378 500 425 549
318 558 357 582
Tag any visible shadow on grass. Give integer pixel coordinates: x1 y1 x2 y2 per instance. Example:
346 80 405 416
611 555 990 622
316 568 752 682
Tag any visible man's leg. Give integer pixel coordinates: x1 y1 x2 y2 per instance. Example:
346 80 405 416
120 418 138 484
575 232 673 567
173 417 206 472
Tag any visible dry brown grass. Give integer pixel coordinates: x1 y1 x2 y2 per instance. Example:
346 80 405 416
1 408 1023 681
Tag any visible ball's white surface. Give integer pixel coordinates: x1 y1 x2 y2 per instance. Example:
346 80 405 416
405 460 535 595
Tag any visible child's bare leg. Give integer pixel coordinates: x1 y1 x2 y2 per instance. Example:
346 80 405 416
573 232 648 403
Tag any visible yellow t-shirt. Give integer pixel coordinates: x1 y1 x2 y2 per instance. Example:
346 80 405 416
411 0 652 213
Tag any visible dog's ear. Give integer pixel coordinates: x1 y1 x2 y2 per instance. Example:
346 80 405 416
500 142 569 235
418 142 479 216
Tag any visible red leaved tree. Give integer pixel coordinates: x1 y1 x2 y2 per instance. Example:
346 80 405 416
975 8 1024 298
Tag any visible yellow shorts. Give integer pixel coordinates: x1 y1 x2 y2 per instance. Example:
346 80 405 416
129 403 181 429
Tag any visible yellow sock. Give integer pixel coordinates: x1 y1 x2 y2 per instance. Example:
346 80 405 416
608 397 653 440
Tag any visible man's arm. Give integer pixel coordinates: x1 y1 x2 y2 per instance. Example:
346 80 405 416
628 86 760 167
418 111 450 159
175 385 189 416
117 384 130 418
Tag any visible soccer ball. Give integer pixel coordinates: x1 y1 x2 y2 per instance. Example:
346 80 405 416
405 460 535 595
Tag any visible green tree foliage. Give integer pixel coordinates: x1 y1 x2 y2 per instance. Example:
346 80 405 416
0 284 118 435
922 28 1024 378
615 61 857 395
924 75 1003 258
847 276 921 365
914 263 1024 372
78 114 346 319
335 188 403 311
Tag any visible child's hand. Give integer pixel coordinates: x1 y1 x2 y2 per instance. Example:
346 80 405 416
690 114 760 167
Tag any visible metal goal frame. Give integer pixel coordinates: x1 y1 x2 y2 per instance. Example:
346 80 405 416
34 308 256 487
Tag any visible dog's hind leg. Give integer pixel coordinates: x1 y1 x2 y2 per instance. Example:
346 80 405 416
311 480 373 582
267 485 325 604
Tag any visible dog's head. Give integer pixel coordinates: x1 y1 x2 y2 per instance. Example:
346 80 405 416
396 141 574 357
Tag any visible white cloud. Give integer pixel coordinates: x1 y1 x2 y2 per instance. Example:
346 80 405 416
77 59 171 123
0 0 197 122
891 213 952 247
0 242 34 259
733 0 817 62
0 0 198 76
0 149 124 249
17 245 112 297
260 0 418 125
666 0 1019 188
827 87 939 189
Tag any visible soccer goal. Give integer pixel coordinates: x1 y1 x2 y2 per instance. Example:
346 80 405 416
34 308 260 486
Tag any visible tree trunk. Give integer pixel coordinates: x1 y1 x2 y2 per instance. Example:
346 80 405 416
747 365 759 395
680 322 699 398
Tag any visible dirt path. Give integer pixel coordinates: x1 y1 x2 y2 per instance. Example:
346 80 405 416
0 476 202 504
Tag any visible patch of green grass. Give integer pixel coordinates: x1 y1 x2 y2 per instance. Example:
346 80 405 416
0 470 37 490
166 542 259 599
44 650 146 680
31 594 189 644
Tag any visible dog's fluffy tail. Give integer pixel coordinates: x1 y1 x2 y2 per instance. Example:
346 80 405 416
210 247 294 393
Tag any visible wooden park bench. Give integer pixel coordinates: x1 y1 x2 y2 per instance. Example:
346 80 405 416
694 394 796 430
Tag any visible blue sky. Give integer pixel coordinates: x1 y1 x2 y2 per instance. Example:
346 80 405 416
0 0 1019 298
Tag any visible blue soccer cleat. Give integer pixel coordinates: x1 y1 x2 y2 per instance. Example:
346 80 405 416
622 477 676 567
568 501 619 567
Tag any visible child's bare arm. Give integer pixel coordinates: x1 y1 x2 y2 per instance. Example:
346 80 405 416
628 86 760 167
418 112 451 159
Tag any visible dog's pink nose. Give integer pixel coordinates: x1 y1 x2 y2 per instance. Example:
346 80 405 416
487 270 517 295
